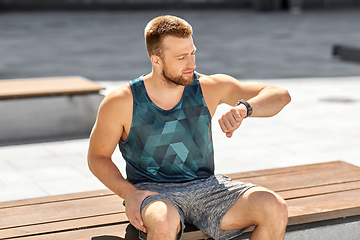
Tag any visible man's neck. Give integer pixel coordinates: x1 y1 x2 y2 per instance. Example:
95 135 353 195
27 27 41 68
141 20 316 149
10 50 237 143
143 72 185 111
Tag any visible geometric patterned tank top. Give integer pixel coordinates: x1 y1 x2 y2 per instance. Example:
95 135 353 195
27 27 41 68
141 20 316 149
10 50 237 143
119 72 214 183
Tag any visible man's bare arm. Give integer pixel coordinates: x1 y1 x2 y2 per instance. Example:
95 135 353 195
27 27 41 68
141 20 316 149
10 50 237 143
202 74 291 137
87 87 157 233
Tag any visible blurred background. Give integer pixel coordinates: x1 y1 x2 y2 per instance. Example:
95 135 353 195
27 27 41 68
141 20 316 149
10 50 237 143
1 0 360 80
0 1 360 202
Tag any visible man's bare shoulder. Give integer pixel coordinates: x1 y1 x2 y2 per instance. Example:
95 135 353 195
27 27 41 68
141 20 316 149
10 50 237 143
96 83 133 127
198 73 238 86
197 73 240 113
101 84 132 110
198 73 240 95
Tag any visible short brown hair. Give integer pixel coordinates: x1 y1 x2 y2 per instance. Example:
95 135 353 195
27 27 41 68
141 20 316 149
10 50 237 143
144 15 193 58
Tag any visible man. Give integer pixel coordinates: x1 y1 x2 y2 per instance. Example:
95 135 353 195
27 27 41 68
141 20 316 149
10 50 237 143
88 15 291 240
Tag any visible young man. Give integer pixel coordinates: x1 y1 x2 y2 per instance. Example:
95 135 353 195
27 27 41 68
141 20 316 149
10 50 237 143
88 15 291 240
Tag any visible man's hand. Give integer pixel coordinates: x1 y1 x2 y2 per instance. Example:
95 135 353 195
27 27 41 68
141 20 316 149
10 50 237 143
124 189 158 233
218 105 247 138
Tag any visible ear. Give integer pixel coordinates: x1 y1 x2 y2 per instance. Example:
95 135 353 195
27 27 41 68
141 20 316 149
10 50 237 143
151 55 162 67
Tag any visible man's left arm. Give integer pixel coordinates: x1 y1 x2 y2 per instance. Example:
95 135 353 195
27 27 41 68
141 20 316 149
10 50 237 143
242 83 291 118
214 74 291 137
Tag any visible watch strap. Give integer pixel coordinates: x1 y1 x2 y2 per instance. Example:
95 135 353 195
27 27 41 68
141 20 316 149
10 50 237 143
235 99 253 118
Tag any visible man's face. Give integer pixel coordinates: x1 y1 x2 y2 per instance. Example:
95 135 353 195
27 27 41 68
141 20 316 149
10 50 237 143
159 35 197 86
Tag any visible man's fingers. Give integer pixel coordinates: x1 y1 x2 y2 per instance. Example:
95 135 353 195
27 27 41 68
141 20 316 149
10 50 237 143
218 117 234 133
147 190 159 196
136 191 158 233
136 213 147 233
226 132 233 138
218 109 242 136
229 108 242 124
125 190 159 233
129 210 146 233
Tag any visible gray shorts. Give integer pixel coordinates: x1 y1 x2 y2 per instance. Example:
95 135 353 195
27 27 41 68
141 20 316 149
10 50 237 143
134 174 256 240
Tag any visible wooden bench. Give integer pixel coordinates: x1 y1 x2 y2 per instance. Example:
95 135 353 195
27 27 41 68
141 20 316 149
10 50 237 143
1 161 360 239
0 76 105 144
0 76 104 99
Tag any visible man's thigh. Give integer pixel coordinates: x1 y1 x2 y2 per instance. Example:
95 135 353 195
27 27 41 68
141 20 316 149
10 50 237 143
220 186 286 230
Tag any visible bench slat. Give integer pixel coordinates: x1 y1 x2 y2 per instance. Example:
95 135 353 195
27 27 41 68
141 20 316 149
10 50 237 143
0 189 112 209
227 161 357 179
0 213 127 239
0 195 124 230
287 188 360 225
1 218 210 240
235 163 360 193
279 181 360 200
2 224 130 240
0 76 104 99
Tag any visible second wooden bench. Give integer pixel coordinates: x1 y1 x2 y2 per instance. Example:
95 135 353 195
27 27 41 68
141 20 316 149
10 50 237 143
0 76 104 144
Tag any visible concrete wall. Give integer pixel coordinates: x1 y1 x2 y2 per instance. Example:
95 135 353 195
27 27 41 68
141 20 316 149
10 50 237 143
0 93 103 144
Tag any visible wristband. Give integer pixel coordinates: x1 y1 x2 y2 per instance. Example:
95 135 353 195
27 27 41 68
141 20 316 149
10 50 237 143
234 99 253 118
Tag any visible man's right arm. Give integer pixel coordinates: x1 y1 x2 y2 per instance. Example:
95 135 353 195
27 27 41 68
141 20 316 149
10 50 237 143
87 86 156 233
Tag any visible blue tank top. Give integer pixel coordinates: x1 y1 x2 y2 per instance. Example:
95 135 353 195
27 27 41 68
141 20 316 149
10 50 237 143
119 72 214 183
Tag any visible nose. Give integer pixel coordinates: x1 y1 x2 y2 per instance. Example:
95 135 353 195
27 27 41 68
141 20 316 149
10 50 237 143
188 55 196 69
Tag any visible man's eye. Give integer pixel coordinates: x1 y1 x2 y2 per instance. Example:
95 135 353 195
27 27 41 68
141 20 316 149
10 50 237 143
178 56 185 60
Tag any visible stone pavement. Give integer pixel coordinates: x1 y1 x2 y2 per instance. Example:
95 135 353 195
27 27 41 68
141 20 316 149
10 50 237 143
0 9 360 202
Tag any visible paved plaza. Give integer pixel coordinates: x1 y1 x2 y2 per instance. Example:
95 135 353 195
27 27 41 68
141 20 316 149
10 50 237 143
0 9 360 202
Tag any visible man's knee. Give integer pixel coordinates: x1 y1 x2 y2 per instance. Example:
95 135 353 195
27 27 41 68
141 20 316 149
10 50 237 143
243 187 287 227
141 199 181 236
258 190 288 227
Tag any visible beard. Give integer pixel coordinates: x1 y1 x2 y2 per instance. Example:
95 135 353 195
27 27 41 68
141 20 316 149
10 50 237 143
161 66 194 87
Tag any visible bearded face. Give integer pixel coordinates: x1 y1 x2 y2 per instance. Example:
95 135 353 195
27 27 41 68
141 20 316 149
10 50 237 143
161 62 194 87
155 36 196 87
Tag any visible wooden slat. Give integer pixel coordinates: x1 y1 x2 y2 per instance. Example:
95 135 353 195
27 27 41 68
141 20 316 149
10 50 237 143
0 76 105 99
279 181 360 200
287 188 360 225
0 213 127 239
0 189 113 209
1 224 130 240
227 161 358 180
1 223 211 240
232 163 360 193
0 195 210 239
0 195 124 230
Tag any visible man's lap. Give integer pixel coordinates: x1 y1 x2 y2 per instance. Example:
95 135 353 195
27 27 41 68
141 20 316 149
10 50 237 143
134 174 256 240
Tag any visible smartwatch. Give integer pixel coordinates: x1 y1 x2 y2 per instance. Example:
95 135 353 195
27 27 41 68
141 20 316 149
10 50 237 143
234 99 253 118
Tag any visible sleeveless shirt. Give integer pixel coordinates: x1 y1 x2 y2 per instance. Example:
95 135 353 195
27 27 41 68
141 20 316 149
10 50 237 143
119 72 214 183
